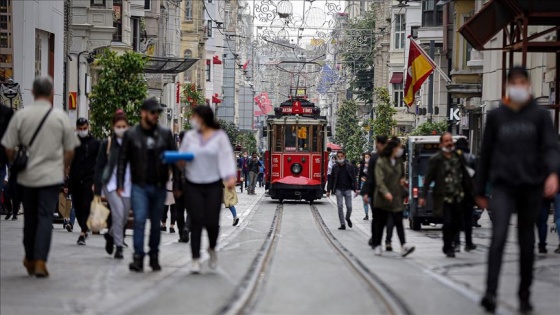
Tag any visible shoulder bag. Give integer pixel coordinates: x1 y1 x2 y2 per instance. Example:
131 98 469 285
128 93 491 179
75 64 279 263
12 109 52 173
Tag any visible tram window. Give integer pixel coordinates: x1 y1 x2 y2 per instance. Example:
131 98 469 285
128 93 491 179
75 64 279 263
274 125 283 152
311 125 321 152
284 126 297 151
297 126 309 151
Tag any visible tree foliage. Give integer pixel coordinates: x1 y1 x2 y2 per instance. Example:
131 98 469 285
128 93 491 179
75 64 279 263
181 85 206 130
236 132 257 155
372 87 397 137
334 99 359 147
89 49 147 138
220 119 239 146
345 126 367 162
409 120 448 136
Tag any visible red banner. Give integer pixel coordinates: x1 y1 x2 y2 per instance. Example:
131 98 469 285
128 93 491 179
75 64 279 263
254 92 273 114
176 82 181 104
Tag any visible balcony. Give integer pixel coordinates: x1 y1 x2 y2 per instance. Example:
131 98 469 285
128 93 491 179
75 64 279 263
467 49 483 68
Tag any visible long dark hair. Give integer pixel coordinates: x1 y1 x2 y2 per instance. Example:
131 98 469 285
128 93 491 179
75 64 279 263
112 109 128 126
193 105 220 130
380 137 401 158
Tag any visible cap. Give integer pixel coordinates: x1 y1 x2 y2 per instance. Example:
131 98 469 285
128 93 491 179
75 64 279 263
76 117 88 126
140 98 163 112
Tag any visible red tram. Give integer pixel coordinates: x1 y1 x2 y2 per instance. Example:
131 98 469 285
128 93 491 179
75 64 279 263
264 97 328 203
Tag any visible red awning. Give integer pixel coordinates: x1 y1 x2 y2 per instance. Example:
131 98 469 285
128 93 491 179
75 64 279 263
389 72 403 84
212 96 222 104
213 55 222 65
327 143 342 150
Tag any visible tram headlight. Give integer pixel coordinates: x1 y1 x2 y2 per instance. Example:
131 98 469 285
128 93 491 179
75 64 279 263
291 163 303 175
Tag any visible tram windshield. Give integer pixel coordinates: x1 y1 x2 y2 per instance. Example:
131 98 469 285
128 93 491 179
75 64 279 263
272 124 322 152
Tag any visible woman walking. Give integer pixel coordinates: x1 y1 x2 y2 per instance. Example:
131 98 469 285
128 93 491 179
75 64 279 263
359 152 371 220
372 137 415 257
179 106 237 273
224 181 240 226
161 176 177 233
94 110 131 259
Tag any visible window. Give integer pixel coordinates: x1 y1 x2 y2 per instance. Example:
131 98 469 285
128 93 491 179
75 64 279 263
393 14 405 50
35 34 41 78
131 17 140 51
184 50 192 82
144 0 150 10
462 16 473 67
112 0 122 42
185 0 192 21
207 20 212 37
208 0 212 3
91 0 106 7
411 26 419 39
422 0 443 27
393 83 404 107
206 59 211 81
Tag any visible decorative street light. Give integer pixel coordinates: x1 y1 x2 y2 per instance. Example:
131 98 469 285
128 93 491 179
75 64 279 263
276 0 293 19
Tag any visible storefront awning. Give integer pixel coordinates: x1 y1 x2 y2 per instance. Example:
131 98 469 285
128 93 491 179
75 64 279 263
389 72 403 84
212 95 222 104
213 56 223 65
144 57 198 74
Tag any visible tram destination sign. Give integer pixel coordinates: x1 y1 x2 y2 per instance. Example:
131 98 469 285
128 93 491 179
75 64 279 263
281 106 314 114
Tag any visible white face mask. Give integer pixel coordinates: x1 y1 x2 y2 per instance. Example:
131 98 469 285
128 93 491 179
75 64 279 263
508 86 530 104
395 148 404 158
364 157 370 163
114 127 127 138
337 158 345 164
77 130 88 138
190 118 201 131
442 146 454 153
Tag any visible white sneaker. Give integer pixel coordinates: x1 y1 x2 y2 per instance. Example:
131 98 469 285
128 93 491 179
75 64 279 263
401 244 415 257
374 246 382 256
208 248 218 270
191 259 201 274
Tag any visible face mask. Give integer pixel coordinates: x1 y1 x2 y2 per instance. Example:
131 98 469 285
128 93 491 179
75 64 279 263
364 157 370 163
396 148 404 158
337 158 345 164
77 130 88 138
114 127 127 138
442 146 454 153
190 118 200 131
508 86 530 104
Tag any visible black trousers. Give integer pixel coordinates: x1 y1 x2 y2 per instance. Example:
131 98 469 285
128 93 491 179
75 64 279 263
21 185 58 261
443 201 471 252
6 172 22 217
185 181 223 259
71 179 94 233
486 185 541 298
373 208 406 248
175 193 190 238
162 204 177 225
453 204 475 247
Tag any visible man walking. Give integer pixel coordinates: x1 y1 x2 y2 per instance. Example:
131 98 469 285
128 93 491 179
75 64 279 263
118 99 176 272
69 118 100 245
361 135 388 246
476 66 560 313
0 102 13 194
1 77 80 277
247 153 261 195
238 151 250 189
419 132 476 258
327 150 358 230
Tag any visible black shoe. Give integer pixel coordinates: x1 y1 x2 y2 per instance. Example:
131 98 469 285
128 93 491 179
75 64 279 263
538 245 547 254
160 226 167 232
104 233 114 255
169 227 175 234
346 219 353 228
77 235 86 245
445 250 456 258
363 216 369 220
129 254 144 272
4 213 11 220
66 224 73 232
519 299 533 314
149 254 161 271
465 244 477 252
11 216 17 221
480 295 497 313
123 241 128 248
368 238 373 247
338 225 346 230
114 247 124 259
473 223 482 228
386 243 393 252
183 229 190 243
233 217 239 226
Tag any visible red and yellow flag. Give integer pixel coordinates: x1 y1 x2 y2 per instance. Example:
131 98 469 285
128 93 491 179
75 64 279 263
404 40 435 107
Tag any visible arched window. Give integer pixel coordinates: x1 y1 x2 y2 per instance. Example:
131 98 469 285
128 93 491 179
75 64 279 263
184 50 193 82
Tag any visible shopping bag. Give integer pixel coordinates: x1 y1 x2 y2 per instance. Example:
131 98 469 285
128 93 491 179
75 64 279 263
87 196 110 232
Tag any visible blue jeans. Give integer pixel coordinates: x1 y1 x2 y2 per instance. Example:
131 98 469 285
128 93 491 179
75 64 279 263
360 181 369 215
544 193 560 242
229 206 237 218
131 184 166 256
335 189 352 226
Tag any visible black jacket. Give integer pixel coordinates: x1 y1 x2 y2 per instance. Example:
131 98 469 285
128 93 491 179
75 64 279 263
327 161 357 193
117 124 176 189
70 135 101 185
360 153 379 197
476 99 560 195
247 159 261 173
0 104 14 165
93 135 122 195
422 151 475 217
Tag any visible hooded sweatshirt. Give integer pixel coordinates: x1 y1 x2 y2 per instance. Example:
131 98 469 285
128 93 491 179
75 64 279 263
476 98 560 195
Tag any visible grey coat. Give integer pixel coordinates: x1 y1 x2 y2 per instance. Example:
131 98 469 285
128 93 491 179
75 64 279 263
373 157 405 212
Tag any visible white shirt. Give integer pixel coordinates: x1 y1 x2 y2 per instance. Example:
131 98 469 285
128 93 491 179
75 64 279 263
180 129 236 184
105 138 131 197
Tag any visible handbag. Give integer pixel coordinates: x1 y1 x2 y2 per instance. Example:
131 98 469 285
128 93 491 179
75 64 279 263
87 196 110 232
12 109 52 173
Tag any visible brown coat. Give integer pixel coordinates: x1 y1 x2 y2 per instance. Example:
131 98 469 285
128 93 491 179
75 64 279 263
373 156 406 212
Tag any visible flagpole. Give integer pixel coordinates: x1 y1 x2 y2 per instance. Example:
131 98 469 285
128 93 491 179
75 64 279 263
410 39 451 83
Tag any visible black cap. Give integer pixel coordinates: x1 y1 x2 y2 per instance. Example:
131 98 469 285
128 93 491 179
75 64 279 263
76 117 88 126
140 98 163 112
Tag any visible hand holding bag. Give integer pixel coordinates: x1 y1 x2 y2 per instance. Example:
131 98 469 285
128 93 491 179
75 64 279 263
12 109 52 173
87 196 110 232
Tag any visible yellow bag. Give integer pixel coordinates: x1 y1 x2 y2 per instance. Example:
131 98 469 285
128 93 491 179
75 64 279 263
87 196 110 232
